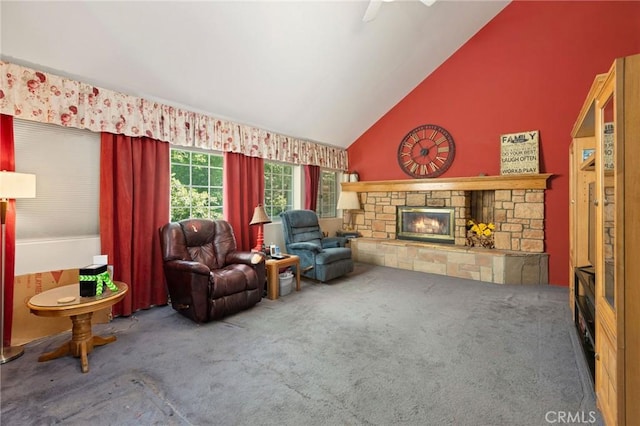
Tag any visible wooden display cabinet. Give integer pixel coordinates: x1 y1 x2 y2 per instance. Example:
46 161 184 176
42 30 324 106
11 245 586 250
569 73 602 386
570 54 640 426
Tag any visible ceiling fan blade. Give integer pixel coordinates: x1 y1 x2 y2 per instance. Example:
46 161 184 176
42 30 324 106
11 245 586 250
363 0 383 22
419 0 437 6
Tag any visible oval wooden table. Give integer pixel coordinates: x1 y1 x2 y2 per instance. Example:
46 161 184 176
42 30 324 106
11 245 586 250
27 281 128 373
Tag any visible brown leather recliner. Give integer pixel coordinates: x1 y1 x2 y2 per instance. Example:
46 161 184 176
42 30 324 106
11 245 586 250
159 218 265 323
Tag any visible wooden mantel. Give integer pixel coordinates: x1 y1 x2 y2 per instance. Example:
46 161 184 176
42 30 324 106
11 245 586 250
341 173 552 192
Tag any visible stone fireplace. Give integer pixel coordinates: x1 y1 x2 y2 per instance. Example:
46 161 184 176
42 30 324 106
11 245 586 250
396 206 455 244
340 174 551 285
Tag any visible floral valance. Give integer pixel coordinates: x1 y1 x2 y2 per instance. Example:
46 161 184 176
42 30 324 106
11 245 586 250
0 61 348 170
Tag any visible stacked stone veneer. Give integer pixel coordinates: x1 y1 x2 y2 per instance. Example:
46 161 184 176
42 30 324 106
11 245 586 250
351 189 545 252
347 188 548 285
351 239 549 284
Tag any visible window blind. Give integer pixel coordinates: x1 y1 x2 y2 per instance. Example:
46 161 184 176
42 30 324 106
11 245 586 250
13 119 100 240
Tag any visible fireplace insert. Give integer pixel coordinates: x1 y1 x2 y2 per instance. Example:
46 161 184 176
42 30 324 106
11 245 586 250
396 206 455 244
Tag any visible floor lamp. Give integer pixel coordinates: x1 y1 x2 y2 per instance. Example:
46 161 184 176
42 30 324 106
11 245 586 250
337 191 361 231
0 171 36 364
249 204 271 253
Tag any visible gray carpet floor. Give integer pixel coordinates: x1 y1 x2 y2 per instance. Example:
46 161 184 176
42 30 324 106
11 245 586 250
1 263 602 425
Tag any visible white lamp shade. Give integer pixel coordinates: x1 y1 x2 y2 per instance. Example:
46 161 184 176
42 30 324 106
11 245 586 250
0 171 37 199
337 191 360 210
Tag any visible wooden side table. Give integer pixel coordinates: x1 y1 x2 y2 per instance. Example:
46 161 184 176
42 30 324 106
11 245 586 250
27 281 128 373
336 230 361 247
265 255 301 300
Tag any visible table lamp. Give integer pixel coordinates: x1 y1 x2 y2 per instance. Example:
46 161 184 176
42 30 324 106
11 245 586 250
249 204 271 252
337 191 360 231
0 171 36 364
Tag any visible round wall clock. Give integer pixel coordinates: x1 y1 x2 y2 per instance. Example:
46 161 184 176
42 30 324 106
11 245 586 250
397 124 456 178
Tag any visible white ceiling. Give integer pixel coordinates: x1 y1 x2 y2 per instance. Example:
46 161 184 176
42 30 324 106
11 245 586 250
1 1 509 148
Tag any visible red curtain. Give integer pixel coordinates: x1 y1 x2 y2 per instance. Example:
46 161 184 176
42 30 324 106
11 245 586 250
0 115 16 345
100 133 169 316
304 164 320 211
223 152 264 251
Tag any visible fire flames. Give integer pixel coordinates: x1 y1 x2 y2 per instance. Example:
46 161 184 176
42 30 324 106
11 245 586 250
408 216 447 235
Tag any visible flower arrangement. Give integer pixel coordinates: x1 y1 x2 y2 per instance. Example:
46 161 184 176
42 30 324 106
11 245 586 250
466 219 496 249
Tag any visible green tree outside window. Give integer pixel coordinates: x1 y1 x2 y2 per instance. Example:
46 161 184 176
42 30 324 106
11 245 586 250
170 149 223 221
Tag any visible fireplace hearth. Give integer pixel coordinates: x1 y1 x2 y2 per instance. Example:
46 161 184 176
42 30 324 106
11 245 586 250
396 206 455 244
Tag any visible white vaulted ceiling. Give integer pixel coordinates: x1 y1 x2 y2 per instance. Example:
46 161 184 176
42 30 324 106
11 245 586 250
1 1 509 148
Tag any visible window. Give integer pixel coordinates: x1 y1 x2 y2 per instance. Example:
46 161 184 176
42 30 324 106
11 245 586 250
264 162 293 219
170 148 223 221
14 119 100 240
317 170 338 218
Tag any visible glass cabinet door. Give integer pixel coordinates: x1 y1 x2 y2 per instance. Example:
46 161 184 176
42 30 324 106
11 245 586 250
594 64 619 323
593 60 621 426
601 94 615 310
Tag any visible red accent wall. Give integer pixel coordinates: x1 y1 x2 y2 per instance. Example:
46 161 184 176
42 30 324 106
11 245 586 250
347 1 640 286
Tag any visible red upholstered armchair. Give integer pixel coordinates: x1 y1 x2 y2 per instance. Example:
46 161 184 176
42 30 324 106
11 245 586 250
159 219 265 323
